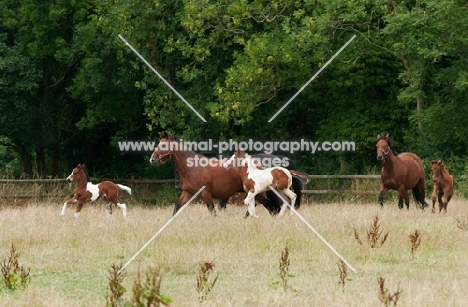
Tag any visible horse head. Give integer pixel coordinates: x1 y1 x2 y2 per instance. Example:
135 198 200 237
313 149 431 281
431 159 445 183
376 133 394 162
66 163 86 183
223 149 246 169
150 131 177 166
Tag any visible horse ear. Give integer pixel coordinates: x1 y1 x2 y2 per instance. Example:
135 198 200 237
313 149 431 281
160 131 168 139
437 159 443 165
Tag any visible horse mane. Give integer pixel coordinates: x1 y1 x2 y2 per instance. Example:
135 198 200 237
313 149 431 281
160 131 211 158
78 163 91 182
160 131 179 142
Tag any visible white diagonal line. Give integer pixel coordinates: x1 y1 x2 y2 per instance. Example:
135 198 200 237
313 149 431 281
118 186 206 274
268 186 358 274
118 34 207 123
268 35 356 122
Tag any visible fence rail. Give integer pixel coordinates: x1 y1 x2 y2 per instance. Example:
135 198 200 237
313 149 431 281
0 175 382 202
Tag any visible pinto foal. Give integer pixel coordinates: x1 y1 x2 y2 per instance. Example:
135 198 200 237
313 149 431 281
224 150 308 218
61 164 131 218
430 159 454 213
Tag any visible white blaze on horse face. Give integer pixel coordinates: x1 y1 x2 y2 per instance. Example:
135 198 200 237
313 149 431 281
87 182 100 202
66 170 74 182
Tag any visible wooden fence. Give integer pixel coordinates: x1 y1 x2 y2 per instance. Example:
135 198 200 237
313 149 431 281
0 175 382 203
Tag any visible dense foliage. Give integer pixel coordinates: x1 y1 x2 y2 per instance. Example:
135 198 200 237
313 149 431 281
1 0 468 179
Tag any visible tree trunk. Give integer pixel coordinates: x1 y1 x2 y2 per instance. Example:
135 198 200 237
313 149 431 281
20 151 32 178
35 141 46 177
51 145 60 177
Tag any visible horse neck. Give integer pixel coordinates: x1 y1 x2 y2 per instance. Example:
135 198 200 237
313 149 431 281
245 158 260 174
382 150 399 170
440 167 450 179
75 173 88 190
170 148 198 176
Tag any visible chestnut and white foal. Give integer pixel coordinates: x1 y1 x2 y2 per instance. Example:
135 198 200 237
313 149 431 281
61 164 131 218
224 150 307 218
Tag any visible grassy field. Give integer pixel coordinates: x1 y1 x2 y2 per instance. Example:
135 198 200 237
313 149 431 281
1 197 467 306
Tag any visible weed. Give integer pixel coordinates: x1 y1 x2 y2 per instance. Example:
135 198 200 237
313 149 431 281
354 215 389 248
367 215 389 248
106 263 172 306
377 277 403 306
409 230 421 259
455 217 468 230
270 245 297 292
106 263 126 307
354 228 363 246
337 259 351 291
196 261 219 303
131 266 171 306
0 244 30 291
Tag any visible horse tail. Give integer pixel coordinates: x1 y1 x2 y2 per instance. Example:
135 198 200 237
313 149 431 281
289 170 309 185
411 185 426 209
289 170 309 209
291 177 302 209
117 184 132 195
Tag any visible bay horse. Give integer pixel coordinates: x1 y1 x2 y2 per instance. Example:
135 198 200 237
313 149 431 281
61 164 132 218
149 132 290 217
430 159 454 213
223 150 309 218
376 134 429 210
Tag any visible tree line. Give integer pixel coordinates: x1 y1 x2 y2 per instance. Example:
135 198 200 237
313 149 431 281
1 0 467 179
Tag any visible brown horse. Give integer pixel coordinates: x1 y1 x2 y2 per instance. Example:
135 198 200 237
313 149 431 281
223 149 309 217
430 159 454 213
376 134 429 210
61 164 131 218
149 132 290 216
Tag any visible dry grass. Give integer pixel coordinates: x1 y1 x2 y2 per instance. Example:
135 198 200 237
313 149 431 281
1 197 468 306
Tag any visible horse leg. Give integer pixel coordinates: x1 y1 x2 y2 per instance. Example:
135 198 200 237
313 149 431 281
278 189 296 217
379 185 389 206
173 191 195 216
437 190 444 213
116 203 127 218
101 196 113 217
417 179 430 209
431 184 437 213
397 197 404 209
106 194 127 218
106 203 113 218
173 199 182 216
61 198 77 216
244 192 258 218
256 192 279 216
444 188 453 213
399 188 409 210
218 198 228 211
74 202 85 218
200 190 216 216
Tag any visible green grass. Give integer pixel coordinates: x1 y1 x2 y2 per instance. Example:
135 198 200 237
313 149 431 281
1 197 468 306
